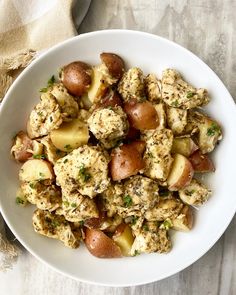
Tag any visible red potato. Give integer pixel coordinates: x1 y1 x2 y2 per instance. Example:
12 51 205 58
100 53 125 79
110 143 145 181
85 228 122 258
126 126 140 140
61 61 92 96
98 90 123 108
84 199 106 229
112 224 134 256
189 150 215 172
11 131 33 162
124 101 159 130
171 137 198 157
129 140 146 154
167 154 194 191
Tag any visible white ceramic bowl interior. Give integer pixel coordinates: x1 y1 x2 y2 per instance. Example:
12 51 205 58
0 30 236 287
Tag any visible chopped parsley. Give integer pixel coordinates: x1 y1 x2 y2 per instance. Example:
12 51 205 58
63 201 69 207
71 203 77 208
133 250 140 256
39 172 45 179
143 224 149 231
162 219 173 230
39 75 55 92
38 111 43 116
130 216 137 225
186 91 194 98
29 182 36 189
51 220 60 227
56 149 62 155
78 164 91 182
159 189 170 197
33 154 47 160
185 190 195 196
207 123 221 136
123 195 132 207
171 100 179 107
64 144 72 151
147 152 154 158
16 197 25 205
79 220 84 226
63 159 68 163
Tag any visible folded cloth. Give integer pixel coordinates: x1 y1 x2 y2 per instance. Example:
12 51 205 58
0 0 90 271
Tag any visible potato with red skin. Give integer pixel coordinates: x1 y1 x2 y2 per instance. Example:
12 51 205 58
189 150 215 172
112 224 134 256
84 199 106 229
61 61 92 96
85 228 122 258
171 137 198 157
129 140 146 154
126 126 140 140
98 90 123 108
110 142 145 181
124 100 159 130
167 154 194 191
100 53 125 79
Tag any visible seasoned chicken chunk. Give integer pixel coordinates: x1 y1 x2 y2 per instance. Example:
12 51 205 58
187 111 222 153
57 190 99 222
102 176 159 219
88 106 129 149
131 222 171 255
21 181 61 211
145 73 162 102
118 67 145 102
54 146 110 198
32 209 81 248
145 197 183 221
162 69 210 109
179 178 211 205
40 136 66 164
143 128 173 181
166 106 188 135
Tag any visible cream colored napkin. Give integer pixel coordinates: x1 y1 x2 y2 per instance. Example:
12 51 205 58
0 0 90 271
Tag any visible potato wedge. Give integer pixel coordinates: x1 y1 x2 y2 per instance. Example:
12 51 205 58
171 137 198 157
167 154 194 191
85 228 122 258
19 159 54 182
189 150 215 172
113 224 134 256
172 205 193 231
50 118 89 152
87 66 109 103
110 143 145 181
100 53 125 79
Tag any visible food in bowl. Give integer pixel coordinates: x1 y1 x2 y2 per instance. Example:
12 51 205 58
11 52 222 258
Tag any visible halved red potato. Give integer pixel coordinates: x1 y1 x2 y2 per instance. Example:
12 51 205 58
167 154 194 191
189 150 215 172
129 140 146 154
98 90 123 108
85 228 122 258
100 53 125 79
124 100 159 130
110 143 145 181
19 159 55 182
126 126 140 140
112 224 134 256
171 137 198 157
87 67 109 103
84 199 106 229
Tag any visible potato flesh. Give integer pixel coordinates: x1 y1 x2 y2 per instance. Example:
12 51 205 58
171 137 198 157
87 67 108 103
50 119 89 152
113 225 134 256
19 159 54 182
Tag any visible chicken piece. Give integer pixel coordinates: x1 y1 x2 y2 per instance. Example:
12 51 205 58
171 205 193 231
162 69 210 109
56 190 99 222
166 106 188 135
21 181 61 211
118 67 145 102
87 106 129 149
187 111 222 153
11 131 43 162
32 209 81 248
145 196 183 221
131 222 171 255
51 83 79 121
145 73 162 102
143 128 173 181
40 136 66 164
28 94 63 138
179 178 211 205
54 145 110 198
102 176 159 219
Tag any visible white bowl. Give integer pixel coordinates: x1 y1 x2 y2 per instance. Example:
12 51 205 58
0 30 236 287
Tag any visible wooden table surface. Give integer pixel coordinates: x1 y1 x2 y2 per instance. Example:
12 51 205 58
1 1 235 294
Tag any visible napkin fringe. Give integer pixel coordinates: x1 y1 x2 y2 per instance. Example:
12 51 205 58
0 233 20 272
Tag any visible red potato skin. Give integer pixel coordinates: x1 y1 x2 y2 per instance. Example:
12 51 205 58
84 199 106 229
98 90 123 108
12 131 33 162
85 228 122 258
62 61 92 96
129 140 146 154
124 100 159 130
189 150 215 172
110 143 145 181
126 126 140 140
100 53 125 79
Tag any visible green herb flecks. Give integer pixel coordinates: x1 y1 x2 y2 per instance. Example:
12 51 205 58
39 172 45 180
171 100 179 107
63 201 69 207
39 75 55 93
64 144 72 151
162 219 173 230
147 152 154 158
63 159 68 164
133 250 140 256
29 182 36 189
130 216 137 226
79 220 84 226
71 203 77 208
33 154 47 160
186 91 195 98
78 164 91 182
123 195 132 207
51 220 60 227
143 224 149 231
185 190 195 196
159 189 170 197
16 196 26 205
207 123 221 136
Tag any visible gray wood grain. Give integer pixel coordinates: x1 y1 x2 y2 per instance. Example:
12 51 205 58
0 1 235 294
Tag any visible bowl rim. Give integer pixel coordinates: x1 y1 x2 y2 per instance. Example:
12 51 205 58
0 29 236 287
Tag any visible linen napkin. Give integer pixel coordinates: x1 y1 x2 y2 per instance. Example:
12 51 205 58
0 0 91 271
